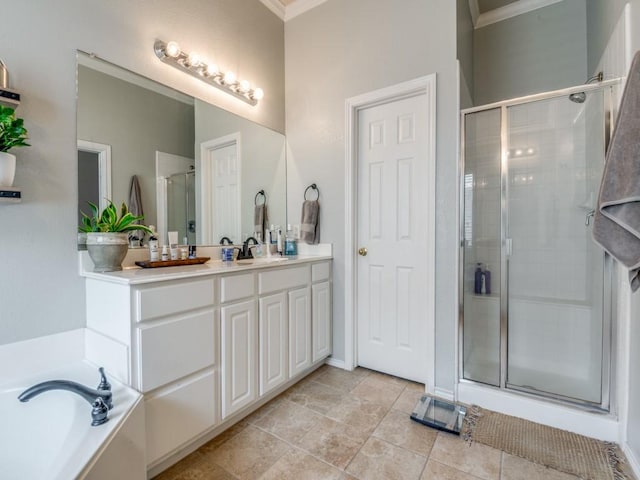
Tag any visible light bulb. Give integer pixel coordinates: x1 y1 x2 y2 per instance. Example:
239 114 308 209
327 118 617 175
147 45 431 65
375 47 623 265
187 52 201 67
206 63 219 77
239 80 251 93
165 41 181 58
223 71 237 85
252 87 264 100
515 149 523 156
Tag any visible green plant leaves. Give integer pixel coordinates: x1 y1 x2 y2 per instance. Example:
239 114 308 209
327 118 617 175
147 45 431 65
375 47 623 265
78 200 153 234
0 106 29 153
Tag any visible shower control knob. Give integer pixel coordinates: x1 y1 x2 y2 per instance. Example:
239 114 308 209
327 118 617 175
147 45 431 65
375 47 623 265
358 247 368 256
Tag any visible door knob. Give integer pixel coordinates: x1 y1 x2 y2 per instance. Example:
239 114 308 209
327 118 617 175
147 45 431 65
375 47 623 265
358 247 368 256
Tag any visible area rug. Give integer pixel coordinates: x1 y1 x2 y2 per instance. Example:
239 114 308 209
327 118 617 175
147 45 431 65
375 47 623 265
462 405 629 480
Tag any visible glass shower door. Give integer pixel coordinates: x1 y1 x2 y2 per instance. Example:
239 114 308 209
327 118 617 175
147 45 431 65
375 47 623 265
505 90 607 404
462 108 502 387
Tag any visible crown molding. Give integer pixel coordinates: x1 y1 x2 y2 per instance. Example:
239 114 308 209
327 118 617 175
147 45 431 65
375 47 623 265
475 0 564 29
284 0 328 21
259 0 286 21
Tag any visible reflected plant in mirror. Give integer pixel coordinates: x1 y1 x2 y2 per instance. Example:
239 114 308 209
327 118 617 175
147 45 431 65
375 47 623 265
76 51 286 249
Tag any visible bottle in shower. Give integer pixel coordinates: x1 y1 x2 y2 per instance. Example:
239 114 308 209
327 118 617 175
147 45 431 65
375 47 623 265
484 265 491 295
474 263 483 294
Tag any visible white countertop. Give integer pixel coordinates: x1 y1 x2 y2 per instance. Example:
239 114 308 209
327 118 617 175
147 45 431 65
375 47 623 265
80 253 332 285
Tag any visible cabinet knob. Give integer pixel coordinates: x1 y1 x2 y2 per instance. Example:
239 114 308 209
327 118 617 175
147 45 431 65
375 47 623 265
358 247 368 256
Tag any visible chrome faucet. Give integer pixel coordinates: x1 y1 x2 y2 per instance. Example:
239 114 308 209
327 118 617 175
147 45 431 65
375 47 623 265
18 367 113 426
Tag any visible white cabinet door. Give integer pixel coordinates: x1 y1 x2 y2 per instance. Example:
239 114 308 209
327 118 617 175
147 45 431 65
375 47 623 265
145 370 217 465
221 299 257 419
289 287 312 377
259 292 288 396
312 281 332 362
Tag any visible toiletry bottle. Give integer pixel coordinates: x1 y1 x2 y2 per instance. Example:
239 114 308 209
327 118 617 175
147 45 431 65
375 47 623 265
270 224 277 244
161 245 169 261
148 226 159 261
284 224 297 256
277 228 283 255
474 263 483 294
484 265 491 295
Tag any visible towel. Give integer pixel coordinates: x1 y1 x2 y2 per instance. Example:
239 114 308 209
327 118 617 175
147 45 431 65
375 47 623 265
300 200 320 244
254 204 268 241
593 51 640 291
128 175 144 243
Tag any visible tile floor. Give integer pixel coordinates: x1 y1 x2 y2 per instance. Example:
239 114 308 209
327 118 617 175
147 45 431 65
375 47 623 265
154 365 581 480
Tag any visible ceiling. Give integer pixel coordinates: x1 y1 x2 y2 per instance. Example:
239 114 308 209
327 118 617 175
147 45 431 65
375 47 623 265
476 0 519 14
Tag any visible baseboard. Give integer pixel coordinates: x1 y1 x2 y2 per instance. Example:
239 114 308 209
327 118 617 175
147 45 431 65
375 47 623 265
434 387 455 402
623 442 640 479
325 357 346 369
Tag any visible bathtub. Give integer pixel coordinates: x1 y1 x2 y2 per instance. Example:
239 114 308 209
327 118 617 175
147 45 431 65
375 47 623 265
0 331 145 480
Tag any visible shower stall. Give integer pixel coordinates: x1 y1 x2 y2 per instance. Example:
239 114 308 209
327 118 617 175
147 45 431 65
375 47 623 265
163 170 196 245
459 79 620 411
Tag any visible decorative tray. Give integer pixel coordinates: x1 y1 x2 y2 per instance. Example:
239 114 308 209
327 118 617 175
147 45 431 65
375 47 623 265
135 257 210 268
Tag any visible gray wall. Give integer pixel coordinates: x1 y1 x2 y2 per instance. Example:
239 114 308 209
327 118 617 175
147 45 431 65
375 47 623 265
77 65 195 231
285 0 459 391
457 0 475 107
474 0 587 105
586 0 629 75
0 0 284 345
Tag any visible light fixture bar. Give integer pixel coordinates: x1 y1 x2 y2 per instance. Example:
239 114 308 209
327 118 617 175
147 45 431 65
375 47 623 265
153 40 263 106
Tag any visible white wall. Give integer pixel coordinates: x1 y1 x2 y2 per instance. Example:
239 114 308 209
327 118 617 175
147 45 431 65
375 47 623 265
457 0 475 107
285 0 459 391
0 0 284 345
474 0 587 105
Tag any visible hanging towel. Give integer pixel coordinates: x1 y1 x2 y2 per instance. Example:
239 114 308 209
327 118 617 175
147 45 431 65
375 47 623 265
300 200 320 244
128 175 145 243
254 204 268 241
593 51 640 291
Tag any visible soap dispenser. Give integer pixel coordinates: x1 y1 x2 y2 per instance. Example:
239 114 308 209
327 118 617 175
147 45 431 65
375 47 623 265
474 263 483 294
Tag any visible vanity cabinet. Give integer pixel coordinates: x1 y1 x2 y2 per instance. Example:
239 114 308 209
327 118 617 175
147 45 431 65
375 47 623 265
84 257 332 472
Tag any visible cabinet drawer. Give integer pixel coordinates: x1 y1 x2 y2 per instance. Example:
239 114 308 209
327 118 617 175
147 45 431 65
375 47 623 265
259 266 309 295
136 279 214 322
312 262 330 282
137 310 216 392
145 370 217 465
220 273 255 303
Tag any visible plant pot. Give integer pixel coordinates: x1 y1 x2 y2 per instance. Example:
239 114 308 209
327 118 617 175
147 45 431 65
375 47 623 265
86 232 129 272
0 152 16 187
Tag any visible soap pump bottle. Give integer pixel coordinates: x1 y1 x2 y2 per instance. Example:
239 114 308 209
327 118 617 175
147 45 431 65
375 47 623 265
474 263 483 294
148 226 159 261
484 265 491 295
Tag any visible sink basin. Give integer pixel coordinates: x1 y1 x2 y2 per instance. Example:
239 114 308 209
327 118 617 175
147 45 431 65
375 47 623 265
236 257 290 265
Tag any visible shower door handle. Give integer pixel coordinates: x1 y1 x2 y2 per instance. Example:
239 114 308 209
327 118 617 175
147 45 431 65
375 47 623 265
585 210 595 226
505 238 513 257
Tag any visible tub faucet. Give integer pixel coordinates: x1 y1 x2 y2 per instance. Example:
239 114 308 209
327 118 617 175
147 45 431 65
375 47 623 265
18 367 113 426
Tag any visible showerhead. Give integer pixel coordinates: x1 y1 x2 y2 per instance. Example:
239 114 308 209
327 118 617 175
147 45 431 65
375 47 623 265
569 92 587 104
568 72 603 104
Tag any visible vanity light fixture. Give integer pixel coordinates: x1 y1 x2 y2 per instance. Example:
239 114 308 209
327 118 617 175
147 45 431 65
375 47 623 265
154 39 263 106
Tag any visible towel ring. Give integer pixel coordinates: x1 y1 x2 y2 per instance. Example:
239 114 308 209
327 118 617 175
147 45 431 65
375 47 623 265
254 189 267 206
304 183 319 201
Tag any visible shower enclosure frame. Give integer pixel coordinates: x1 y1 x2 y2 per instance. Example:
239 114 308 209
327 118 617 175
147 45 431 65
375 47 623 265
458 78 621 412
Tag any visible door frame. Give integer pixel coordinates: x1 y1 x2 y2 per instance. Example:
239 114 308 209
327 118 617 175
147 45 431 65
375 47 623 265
200 132 242 244
344 75 437 391
77 139 111 211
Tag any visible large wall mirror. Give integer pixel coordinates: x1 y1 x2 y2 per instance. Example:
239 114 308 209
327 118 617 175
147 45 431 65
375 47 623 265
76 52 286 248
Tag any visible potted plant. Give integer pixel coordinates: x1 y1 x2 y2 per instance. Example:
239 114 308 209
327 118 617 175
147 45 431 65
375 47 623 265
0 105 29 187
79 200 152 272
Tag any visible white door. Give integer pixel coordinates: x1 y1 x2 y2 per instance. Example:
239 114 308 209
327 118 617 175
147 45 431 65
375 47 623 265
356 93 431 383
201 133 241 244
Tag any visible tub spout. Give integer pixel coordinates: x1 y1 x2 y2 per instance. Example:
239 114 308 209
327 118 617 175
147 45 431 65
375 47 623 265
18 367 113 426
